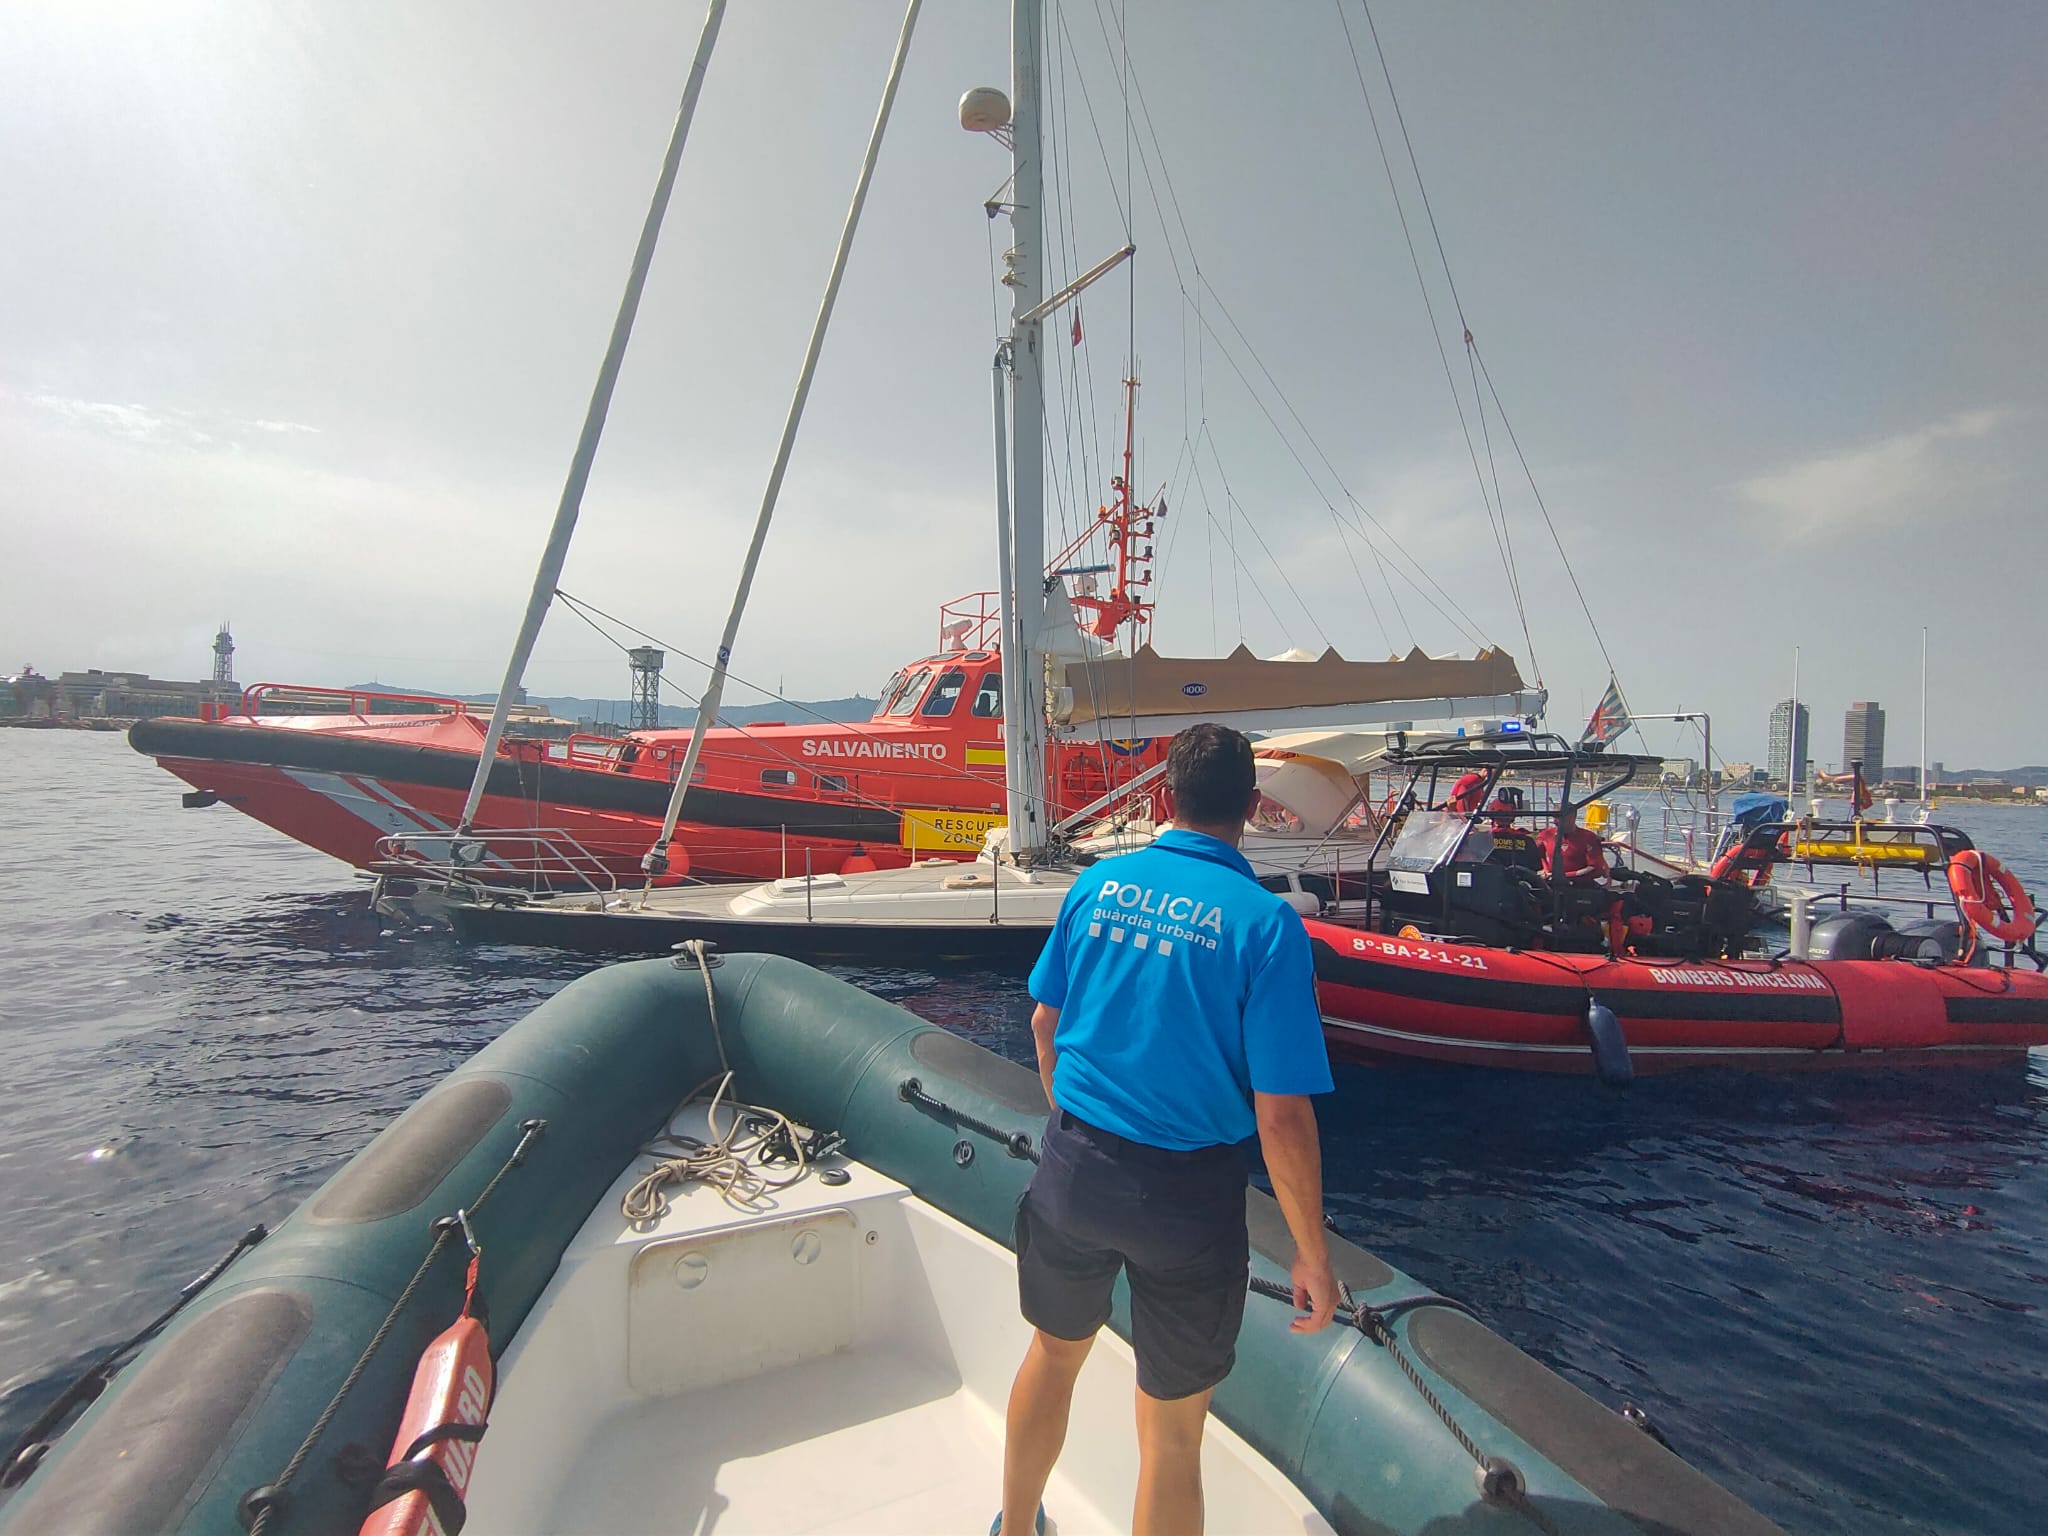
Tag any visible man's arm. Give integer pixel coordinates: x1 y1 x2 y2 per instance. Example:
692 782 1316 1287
1031 1002 1060 1112
1254 1091 1338 1333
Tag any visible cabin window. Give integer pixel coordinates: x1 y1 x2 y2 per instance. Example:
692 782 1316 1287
921 669 967 717
873 670 908 719
970 671 1002 719
886 671 933 717
760 768 799 790
816 773 849 794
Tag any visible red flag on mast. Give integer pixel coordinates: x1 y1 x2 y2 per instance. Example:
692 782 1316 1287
1071 304 1083 348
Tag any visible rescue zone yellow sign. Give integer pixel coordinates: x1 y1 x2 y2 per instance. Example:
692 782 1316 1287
900 809 1005 851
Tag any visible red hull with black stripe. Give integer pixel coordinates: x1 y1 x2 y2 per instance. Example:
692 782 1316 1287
1308 923 2048 1073
128 663 1162 885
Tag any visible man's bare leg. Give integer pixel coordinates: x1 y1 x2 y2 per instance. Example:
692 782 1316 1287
1133 1385 1213 1536
1001 1329 1095 1533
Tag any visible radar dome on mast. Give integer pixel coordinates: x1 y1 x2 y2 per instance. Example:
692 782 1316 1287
958 87 1011 134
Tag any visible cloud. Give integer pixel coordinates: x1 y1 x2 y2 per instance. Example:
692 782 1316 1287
28 394 183 444
23 393 319 450
1736 408 2016 541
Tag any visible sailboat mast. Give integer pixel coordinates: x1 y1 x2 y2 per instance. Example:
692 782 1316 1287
643 0 923 877
1003 0 1051 858
1788 645 1799 792
454 0 728 838
1919 625 1928 804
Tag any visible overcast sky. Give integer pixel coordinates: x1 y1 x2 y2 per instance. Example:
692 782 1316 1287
3 1 2042 768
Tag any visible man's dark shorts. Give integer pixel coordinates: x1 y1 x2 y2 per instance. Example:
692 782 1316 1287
1015 1109 1250 1400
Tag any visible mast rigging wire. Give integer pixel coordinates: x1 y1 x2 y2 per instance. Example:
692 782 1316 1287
1065 4 1514 661
1329 0 1539 683
647 0 922 874
1059 1 1396 653
454 0 728 836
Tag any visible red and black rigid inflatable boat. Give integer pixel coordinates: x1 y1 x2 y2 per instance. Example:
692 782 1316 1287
1308 923 2048 1073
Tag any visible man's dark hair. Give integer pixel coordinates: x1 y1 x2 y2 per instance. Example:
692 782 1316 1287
1167 723 1257 826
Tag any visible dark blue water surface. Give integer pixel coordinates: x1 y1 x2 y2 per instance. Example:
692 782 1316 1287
3 731 2044 1534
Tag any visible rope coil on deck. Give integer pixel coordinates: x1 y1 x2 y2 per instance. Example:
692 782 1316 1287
620 1074 822 1222
623 940 844 1222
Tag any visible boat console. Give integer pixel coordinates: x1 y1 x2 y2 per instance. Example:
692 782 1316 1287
1356 732 1765 958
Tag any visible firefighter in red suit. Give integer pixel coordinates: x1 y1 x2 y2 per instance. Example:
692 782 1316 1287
1535 803 1607 882
1446 771 1488 816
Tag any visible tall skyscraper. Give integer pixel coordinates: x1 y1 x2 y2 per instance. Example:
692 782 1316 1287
1768 699 1809 785
1843 701 1885 778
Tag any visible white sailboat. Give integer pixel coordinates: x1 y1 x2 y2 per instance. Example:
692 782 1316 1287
434 5 1542 957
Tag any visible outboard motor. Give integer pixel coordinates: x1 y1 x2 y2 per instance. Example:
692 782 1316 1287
1807 911 1897 961
1883 917 1979 965
1808 911 1977 964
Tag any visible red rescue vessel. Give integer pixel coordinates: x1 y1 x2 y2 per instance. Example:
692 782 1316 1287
1307 733 2048 1074
130 413 1181 887
129 603 1161 886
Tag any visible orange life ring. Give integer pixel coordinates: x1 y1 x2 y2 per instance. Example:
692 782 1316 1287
1949 850 2037 945
1711 829 1792 887
358 1314 494 1536
1710 843 1771 887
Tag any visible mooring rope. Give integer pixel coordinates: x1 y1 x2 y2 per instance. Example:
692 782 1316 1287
619 941 839 1224
620 1072 818 1223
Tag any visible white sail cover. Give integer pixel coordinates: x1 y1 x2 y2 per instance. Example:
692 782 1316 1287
1064 644 1537 735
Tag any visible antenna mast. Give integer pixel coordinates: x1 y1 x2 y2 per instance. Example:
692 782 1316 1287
1057 375 1163 649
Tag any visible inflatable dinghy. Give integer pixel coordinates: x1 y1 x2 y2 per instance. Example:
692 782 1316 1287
0 954 1781 1535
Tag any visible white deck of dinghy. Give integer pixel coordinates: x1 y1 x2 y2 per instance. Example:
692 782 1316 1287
465 1105 1330 1536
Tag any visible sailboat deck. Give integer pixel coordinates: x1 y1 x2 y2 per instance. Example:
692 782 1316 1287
464 1104 1329 1536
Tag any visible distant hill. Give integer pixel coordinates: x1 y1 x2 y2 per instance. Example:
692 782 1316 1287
527 695 878 730
1946 765 2048 787
358 686 876 730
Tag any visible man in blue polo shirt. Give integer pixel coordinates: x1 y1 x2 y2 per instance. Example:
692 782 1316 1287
997 723 1337 1536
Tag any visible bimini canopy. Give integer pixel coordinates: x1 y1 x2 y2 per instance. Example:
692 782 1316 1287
1251 730 1400 835
1064 645 1538 735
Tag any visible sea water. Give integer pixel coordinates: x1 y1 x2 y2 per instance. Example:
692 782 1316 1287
1 730 2043 1535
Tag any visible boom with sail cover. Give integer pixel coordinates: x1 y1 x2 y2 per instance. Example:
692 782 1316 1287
1068 644 1539 737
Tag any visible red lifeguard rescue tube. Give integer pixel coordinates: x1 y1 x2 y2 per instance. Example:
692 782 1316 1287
358 1312 494 1536
1306 921 2048 1073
